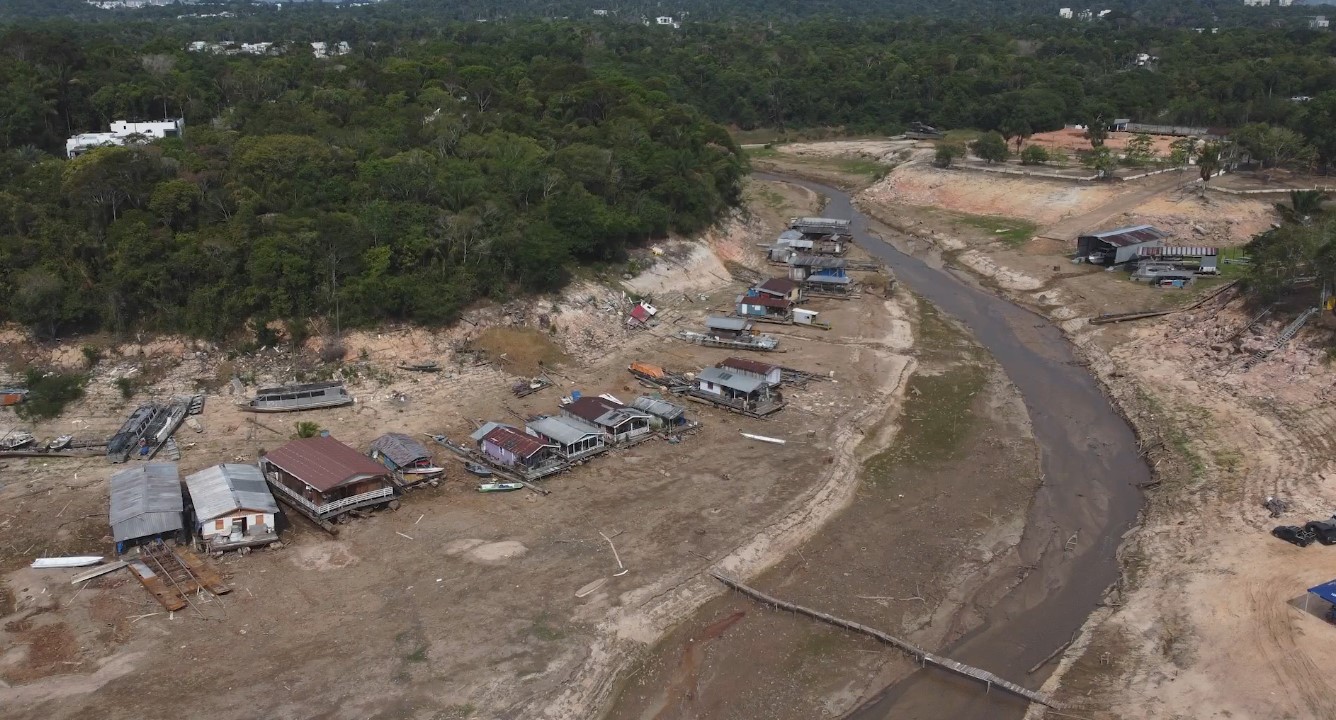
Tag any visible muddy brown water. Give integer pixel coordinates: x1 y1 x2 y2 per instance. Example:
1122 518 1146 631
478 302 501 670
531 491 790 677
753 174 1149 719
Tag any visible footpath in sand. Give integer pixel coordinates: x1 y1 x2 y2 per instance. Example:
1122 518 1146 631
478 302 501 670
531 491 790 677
858 154 1336 720
0 178 914 720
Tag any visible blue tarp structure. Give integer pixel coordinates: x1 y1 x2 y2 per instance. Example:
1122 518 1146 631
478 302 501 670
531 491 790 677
1308 579 1336 605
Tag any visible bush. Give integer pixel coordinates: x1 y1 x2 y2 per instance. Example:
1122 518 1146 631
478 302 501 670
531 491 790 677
114 377 137 399
934 143 963 168
294 421 321 438
1020 145 1050 165
971 132 1009 163
14 369 86 421
81 345 103 367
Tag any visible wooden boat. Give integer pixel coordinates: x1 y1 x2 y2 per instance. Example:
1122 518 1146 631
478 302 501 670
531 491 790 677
243 381 352 413
47 435 73 451
32 556 103 569
477 482 524 493
0 431 35 451
463 461 494 478
402 466 446 475
397 360 441 372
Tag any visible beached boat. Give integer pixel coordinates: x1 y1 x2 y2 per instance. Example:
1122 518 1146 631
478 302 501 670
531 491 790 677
397 360 441 372
46 435 73 451
463 461 494 478
242 381 353 413
31 556 103 569
401 466 446 476
0 431 35 451
477 482 524 493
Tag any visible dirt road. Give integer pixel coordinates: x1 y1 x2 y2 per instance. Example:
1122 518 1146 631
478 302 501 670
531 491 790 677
1035 169 1191 242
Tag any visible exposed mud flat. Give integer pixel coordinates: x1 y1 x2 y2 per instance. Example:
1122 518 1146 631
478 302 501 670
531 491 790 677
608 301 1044 720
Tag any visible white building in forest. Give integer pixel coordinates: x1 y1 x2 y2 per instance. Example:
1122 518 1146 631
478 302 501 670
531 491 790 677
66 118 184 158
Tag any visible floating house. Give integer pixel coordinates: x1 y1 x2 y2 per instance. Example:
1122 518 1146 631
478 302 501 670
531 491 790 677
259 436 397 521
109 462 184 548
632 396 692 429
735 292 793 322
790 217 852 236
478 423 560 468
369 432 443 483
1077 225 1167 265
690 367 785 416
754 277 804 304
719 357 783 388
184 463 279 550
705 316 754 340
769 230 813 262
243 381 352 413
561 396 653 444
526 415 606 460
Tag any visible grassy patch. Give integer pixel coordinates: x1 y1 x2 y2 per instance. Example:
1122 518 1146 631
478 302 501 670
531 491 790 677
865 364 987 478
942 129 981 145
526 616 566 642
405 643 430 663
1138 389 1206 482
953 213 1039 247
745 146 890 181
14 369 86 421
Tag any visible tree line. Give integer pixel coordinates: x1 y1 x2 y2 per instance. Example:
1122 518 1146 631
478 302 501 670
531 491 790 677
8 12 1336 338
0 23 743 339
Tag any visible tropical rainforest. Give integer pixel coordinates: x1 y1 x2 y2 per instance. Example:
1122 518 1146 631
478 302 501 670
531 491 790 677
3 2 1336 338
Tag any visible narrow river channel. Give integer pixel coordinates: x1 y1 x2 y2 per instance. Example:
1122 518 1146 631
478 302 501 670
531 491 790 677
757 173 1149 719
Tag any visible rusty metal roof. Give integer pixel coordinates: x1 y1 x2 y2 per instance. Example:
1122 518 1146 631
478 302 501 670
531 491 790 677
1082 225 1167 247
261 436 389 493
720 357 779 376
482 425 553 458
756 278 797 296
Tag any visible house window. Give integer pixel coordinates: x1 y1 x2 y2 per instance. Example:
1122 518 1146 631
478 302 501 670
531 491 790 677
215 519 225 530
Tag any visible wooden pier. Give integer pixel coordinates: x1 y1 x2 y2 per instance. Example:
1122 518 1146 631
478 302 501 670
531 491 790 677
711 571 1060 709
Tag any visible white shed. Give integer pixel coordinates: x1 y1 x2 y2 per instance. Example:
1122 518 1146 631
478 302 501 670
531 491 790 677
184 463 280 547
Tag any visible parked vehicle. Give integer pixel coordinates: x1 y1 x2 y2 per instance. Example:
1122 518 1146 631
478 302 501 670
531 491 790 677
1272 525 1317 547
1304 521 1336 545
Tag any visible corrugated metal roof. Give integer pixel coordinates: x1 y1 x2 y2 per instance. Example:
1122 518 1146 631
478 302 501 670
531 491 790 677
483 425 554 457
566 398 622 424
261 436 389 493
807 274 852 284
721 357 779 376
109 463 183 543
528 415 600 446
1137 246 1217 257
789 255 847 268
1083 225 1166 247
740 295 791 309
697 367 766 394
470 421 512 443
705 316 749 331
184 464 278 522
777 230 804 243
632 396 686 421
757 278 797 296
369 432 431 466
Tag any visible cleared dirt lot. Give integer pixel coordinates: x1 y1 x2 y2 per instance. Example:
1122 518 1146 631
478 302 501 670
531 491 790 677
0 179 917 720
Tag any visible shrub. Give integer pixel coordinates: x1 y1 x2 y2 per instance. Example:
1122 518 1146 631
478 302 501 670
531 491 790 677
80 345 103 367
114 377 137 399
934 143 963 168
971 132 1009 163
14 369 86 421
294 421 321 438
1020 145 1050 166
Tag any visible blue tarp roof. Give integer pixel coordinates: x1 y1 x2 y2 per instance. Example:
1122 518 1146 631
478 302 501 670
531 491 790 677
1309 579 1336 604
